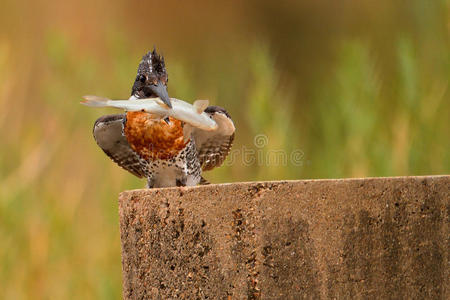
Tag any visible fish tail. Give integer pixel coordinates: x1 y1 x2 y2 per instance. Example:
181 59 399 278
80 95 110 107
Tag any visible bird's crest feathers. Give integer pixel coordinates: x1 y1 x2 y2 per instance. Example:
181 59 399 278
139 49 166 77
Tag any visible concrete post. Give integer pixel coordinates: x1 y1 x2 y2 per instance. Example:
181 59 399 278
119 176 449 299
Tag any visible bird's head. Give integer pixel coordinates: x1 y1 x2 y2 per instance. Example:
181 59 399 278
131 49 171 108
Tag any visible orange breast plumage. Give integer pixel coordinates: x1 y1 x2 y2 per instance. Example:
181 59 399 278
124 111 189 160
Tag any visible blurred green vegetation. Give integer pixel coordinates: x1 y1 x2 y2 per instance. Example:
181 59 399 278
0 0 449 298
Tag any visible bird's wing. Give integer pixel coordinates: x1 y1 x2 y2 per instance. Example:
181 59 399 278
191 106 235 171
93 114 148 178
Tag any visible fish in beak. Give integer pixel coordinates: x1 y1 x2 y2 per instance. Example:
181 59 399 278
149 82 172 108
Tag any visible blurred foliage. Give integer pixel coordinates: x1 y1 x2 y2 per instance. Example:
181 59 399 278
0 0 449 298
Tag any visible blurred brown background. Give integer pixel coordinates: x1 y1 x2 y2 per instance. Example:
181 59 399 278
0 0 449 298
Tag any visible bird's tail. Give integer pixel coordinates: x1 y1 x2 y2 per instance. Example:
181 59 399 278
199 176 210 185
80 95 110 107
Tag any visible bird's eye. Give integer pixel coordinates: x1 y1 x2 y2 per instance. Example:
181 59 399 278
139 75 146 83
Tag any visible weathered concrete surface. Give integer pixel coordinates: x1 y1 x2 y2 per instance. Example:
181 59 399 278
119 176 449 299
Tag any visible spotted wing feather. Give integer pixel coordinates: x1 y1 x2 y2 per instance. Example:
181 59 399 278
192 106 235 171
93 114 148 178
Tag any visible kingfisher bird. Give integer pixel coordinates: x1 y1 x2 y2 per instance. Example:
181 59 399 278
92 49 235 188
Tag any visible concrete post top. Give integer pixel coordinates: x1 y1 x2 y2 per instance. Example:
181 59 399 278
119 176 449 299
120 175 449 196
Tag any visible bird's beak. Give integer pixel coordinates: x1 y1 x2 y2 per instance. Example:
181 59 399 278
149 82 172 108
